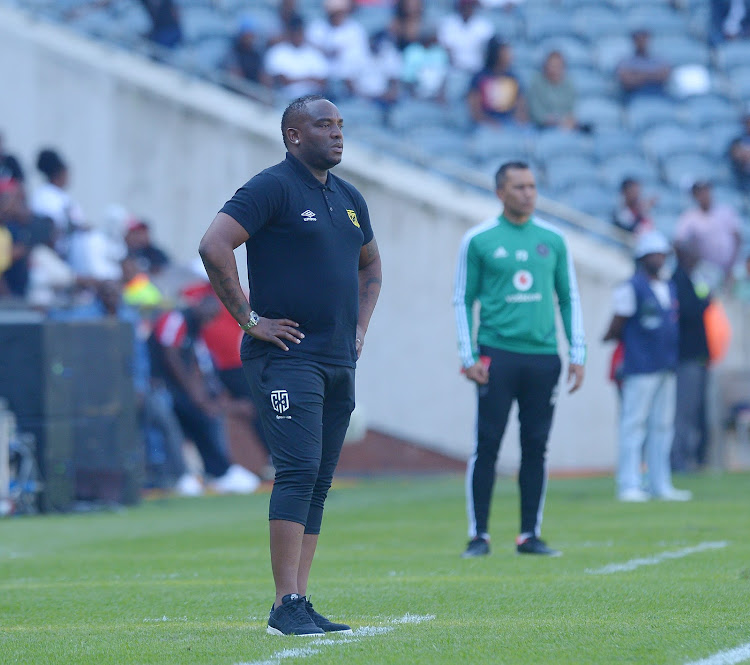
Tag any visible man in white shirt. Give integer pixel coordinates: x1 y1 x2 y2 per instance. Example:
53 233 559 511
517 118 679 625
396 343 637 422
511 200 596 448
438 0 494 74
264 15 329 102
307 0 369 93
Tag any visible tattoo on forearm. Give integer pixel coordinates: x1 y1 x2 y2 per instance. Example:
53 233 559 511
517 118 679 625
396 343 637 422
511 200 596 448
201 253 250 322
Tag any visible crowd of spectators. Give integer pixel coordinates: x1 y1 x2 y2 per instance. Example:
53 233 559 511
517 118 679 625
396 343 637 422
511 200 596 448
0 136 266 498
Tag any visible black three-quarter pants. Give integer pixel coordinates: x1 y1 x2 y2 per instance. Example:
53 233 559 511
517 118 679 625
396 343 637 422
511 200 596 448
467 346 561 540
242 354 355 535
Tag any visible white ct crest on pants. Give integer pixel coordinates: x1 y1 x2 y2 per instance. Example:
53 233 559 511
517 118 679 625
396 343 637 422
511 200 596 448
271 390 290 419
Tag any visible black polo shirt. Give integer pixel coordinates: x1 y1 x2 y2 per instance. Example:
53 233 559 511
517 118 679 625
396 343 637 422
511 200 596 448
220 152 373 368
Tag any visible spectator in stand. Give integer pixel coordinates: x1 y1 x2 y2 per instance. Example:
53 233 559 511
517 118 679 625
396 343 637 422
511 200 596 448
350 32 402 110
389 0 424 51
709 0 750 45
138 0 182 49
307 0 369 98
729 107 750 193
25 217 79 309
0 179 50 299
264 15 329 102
222 16 268 87
616 29 671 102
528 51 577 131
121 253 163 308
266 0 300 46
613 178 656 234
31 148 85 253
671 237 712 473
468 38 528 127
437 0 494 75
401 30 450 102
148 288 261 494
675 181 742 285
124 218 170 275
0 131 24 184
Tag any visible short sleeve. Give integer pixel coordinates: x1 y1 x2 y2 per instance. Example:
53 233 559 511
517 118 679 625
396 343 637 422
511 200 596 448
353 189 374 245
612 282 636 317
219 172 285 237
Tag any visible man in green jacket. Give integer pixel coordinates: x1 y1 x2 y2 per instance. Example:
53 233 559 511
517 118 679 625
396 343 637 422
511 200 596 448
454 161 586 558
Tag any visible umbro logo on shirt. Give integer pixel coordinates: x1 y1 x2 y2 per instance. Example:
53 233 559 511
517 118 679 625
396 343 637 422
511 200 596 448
301 209 317 222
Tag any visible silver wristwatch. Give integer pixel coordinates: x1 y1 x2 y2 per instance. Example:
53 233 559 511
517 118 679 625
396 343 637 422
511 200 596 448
239 311 260 332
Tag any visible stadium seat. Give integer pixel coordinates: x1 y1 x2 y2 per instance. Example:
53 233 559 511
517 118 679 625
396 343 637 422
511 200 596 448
625 6 688 35
180 6 233 44
576 97 623 131
543 155 601 192
662 153 723 189
681 94 738 128
571 6 624 42
533 36 592 69
557 184 615 220
716 41 750 73
640 124 702 164
525 9 576 41
469 127 533 163
651 35 710 67
534 129 594 163
649 186 688 220
600 154 659 189
353 5 393 35
713 185 747 212
593 35 633 74
569 67 615 98
593 130 641 162
486 9 524 41
728 66 750 102
702 122 744 158
388 100 449 132
405 126 469 159
627 97 679 132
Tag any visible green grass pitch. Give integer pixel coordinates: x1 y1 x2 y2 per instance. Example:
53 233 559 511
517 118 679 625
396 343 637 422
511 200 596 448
1 473 749 665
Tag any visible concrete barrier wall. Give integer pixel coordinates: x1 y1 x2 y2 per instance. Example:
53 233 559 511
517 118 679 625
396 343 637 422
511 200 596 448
3 6 745 472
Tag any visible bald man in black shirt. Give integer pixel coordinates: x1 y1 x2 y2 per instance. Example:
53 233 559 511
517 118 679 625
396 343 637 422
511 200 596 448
199 95 381 637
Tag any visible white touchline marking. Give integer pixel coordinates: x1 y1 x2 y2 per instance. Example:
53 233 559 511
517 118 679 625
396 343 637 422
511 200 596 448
684 641 750 665
236 614 435 665
585 541 728 575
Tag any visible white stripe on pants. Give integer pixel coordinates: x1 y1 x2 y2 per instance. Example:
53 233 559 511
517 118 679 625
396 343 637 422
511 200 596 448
618 371 676 496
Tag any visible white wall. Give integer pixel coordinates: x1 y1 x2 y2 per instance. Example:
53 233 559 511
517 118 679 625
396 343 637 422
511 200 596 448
4 6 743 473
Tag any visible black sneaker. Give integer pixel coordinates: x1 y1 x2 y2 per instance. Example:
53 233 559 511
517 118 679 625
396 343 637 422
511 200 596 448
305 598 352 634
516 536 562 557
461 536 490 558
267 593 324 636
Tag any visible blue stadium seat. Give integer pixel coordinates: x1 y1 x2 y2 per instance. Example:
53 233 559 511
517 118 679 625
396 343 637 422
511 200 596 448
702 122 744 158
533 37 592 69
534 129 594 163
728 66 750 102
716 41 750 73
593 35 633 74
469 127 533 163
388 101 449 132
408 128 469 161
600 154 659 189
353 5 393 35
557 184 615 219
571 6 623 41
625 6 688 35
593 130 641 162
180 6 233 44
525 9 576 41
640 124 701 163
576 97 623 131
570 67 613 97
543 155 601 192
486 9 524 41
649 186 688 220
627 97 679 132
681 95 738 128
651 35 710 67
662 153 724 189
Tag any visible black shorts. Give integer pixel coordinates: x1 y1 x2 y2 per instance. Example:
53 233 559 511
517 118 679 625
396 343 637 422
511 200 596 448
242 353 355 533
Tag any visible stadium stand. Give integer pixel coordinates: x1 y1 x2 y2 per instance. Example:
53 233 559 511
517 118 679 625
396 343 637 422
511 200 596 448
3 0 750 241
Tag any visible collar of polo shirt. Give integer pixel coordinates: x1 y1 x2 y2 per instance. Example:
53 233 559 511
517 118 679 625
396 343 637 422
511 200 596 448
285 152 338 191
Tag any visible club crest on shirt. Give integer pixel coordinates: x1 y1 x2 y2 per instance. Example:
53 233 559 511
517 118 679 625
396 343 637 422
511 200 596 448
347 209 360 228
301 209 317 222
537 243 549 257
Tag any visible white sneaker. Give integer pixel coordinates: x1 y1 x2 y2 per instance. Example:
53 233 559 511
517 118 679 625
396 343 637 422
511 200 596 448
618 488 650 502
210 464 261 495
175 473 203 497
656 488 693 502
